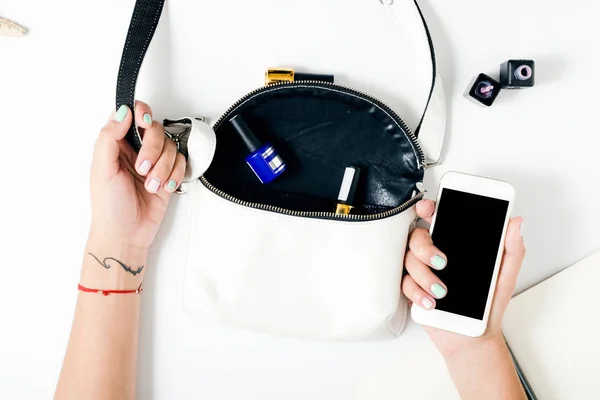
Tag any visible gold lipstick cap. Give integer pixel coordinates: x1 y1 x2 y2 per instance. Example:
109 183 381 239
265 68 295 85
335 204 354 215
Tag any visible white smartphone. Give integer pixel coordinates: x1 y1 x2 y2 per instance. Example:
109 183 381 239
411 171 515 337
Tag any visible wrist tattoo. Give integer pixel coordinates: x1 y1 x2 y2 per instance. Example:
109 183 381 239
88 253 145 277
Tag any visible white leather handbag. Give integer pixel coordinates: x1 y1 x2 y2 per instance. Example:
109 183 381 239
115 0 446 341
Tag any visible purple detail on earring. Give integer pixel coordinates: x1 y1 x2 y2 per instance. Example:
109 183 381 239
477 81 495 99
515 65 533 81
479 84 494 95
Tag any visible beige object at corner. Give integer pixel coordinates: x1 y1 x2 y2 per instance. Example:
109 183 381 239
0 17 27 37
504 249 600 399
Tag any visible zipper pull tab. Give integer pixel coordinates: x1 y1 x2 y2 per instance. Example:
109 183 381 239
416 182 425 193
411 182 425 199
164 116 217 194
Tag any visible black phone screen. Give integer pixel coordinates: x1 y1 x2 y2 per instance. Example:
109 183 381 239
432 188 509 320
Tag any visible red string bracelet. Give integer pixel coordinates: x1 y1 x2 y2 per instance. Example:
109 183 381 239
78 283 143 296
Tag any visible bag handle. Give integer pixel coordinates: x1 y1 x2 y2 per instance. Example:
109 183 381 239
384 0 446 167
116 0 165 152
116 0 446 167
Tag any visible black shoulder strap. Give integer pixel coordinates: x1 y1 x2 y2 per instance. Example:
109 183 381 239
116 0 165 151
413 2 437 137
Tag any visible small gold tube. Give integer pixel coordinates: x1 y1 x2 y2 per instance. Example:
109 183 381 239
265 68 295 85
335 204 354 215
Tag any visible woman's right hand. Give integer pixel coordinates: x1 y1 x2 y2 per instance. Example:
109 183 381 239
402 199 526 357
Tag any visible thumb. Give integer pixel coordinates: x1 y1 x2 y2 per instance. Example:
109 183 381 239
92 105 133 179
490 217 526 322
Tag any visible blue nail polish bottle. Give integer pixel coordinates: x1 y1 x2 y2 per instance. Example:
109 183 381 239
230 115 287 184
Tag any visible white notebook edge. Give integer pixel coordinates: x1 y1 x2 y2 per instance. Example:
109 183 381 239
503 247 600 400
511 247 600 300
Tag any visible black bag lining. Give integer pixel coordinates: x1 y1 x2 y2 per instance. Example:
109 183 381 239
204 84 424 215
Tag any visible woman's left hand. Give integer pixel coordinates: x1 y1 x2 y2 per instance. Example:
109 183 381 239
89 101 186 253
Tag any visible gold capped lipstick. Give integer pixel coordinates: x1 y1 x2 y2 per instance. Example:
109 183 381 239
335 167 361 215
265 67 334 85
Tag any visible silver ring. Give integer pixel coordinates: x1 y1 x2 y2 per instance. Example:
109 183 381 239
164 128 181 152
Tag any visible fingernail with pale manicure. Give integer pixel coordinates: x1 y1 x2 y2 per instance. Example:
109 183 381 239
148 178 160 193
422 298 434 310
520 220 525 237
143 113 152 125
430 255 447 270
138 160 152 175
166 179 177 192
431 283 447 299
114 105 128 123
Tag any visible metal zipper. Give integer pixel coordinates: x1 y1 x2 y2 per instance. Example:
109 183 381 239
199 80 426 221
201 177 424 222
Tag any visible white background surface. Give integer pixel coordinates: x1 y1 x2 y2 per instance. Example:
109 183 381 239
1 0 599 399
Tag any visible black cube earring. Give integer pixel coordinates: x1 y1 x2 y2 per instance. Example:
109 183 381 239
467 73 502 107
500 60 535 89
